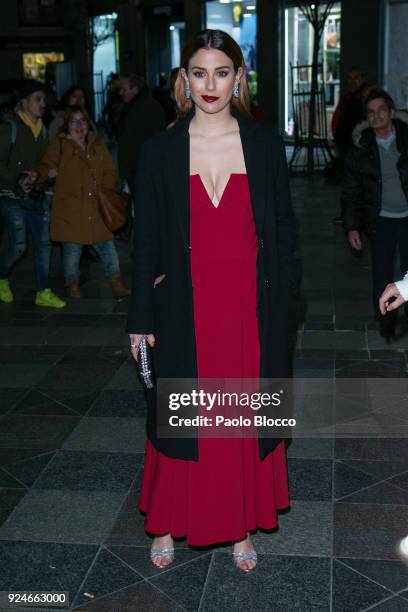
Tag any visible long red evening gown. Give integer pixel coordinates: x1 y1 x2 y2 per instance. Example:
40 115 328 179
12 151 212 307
139 173 289 546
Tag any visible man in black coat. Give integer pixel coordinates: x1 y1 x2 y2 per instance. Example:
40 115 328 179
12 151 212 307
117 73 166 237
341 87 408 338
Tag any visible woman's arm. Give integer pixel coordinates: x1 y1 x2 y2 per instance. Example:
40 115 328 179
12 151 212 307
36 138 63 181
273 134 296 286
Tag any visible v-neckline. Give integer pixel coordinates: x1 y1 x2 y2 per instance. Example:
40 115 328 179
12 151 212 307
191 173 245 209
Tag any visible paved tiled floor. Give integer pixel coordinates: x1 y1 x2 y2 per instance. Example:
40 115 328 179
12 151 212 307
1 176 408 611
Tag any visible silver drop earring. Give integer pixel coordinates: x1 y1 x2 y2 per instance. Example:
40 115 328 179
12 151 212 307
185 83 191 99
233 82 240 98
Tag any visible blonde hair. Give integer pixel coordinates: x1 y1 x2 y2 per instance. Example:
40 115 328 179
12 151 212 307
174 29 251 118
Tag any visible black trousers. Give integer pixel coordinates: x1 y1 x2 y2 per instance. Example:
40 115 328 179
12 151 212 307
370 216 408 320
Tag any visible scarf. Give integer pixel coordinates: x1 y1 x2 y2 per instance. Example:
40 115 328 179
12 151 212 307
17 110 43 140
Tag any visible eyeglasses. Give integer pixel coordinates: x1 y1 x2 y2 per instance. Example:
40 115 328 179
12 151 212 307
69 119 88 126
366 107 389 118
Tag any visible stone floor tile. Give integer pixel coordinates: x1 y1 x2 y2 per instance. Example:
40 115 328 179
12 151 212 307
366 597 408 611
149 554 212 611
0 490 125 544
252 501 333 557
11 389 80 416
104 361 142 390
87 389 147 417
200 553 331 611
108 545 211 579
62 417 146 453
33 450 142 492
72 547 143 608
0 364 55 388
0 540 97 604
0 388 28 415
3 451 55 487
334 503 408 559
0 415 81 450
0 489 27 526
339 558 408 594
73 581 183 611
302 331 367 350
335 439 408 462
286 438 334 459
288 458 332 501
332 559 394 612
36 388 100 416
334 461 378 499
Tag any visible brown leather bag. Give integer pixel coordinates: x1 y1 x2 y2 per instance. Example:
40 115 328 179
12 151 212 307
97 187 128 232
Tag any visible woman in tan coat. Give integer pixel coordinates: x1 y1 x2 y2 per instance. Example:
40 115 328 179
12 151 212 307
37 105 130 298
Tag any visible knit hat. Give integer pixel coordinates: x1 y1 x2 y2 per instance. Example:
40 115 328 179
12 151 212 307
18 79 45 101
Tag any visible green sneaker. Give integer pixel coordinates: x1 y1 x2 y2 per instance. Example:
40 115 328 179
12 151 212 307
0 279 13 303
35 288 66 309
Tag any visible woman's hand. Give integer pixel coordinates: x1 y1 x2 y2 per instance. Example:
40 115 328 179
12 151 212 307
379 283 405 315
48 168 58 179
129 333 155 361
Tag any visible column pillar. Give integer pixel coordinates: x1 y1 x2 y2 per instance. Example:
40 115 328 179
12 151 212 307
257 0 285 128
184 0 204 42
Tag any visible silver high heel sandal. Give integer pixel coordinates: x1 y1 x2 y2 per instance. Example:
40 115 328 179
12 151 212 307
150 546 175 567
232 550 258 572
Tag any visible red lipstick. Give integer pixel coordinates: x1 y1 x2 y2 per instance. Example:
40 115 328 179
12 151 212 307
202 95 219 103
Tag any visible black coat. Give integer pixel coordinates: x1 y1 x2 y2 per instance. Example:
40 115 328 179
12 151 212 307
126 110 296 461
117 88 166 179
341 116 408 237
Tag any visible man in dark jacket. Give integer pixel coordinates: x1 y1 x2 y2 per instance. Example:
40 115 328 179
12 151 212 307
117 74 166 238
342 87 408 338
0 79 65 308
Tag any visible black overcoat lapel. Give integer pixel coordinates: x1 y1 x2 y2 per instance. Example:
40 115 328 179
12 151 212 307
166 116 191 249
166 111 267 245
234 112 267 239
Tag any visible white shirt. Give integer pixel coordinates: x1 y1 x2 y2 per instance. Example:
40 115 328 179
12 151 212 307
395 273 408 301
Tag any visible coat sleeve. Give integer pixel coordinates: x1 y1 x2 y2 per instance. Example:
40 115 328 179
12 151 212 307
126 139 160 333
99 141 118 190
341 146 364 233
0 122 14 189
36 138 63 181
395 272 408 302
273 135 297 290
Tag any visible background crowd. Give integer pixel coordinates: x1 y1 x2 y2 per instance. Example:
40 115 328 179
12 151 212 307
1 69 408 343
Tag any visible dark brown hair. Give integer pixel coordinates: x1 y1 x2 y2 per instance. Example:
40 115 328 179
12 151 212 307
174 29 251 117
62 105 92 133
365 87 395 112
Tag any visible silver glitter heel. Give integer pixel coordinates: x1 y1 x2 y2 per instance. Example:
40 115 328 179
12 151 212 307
233 550 258 572
150 546 175 567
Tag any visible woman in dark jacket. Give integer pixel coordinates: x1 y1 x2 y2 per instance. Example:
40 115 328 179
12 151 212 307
127 30 295 572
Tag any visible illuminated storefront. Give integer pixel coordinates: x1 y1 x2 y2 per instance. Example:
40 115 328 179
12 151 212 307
22 52 64 82
284 1 341 135
205 1 258 100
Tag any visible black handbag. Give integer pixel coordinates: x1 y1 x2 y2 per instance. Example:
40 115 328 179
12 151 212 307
137 337 155 389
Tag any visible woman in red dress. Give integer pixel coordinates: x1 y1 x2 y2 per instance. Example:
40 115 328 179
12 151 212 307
127 30 295 572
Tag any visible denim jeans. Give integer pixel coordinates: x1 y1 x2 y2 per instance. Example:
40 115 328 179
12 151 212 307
63 240 120 279
0 197 51 291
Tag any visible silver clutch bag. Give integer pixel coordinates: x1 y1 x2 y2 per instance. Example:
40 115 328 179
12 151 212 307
137 337 155 389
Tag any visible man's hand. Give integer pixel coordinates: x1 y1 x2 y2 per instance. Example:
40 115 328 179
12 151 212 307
348 230 362 250
379 283 405 315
